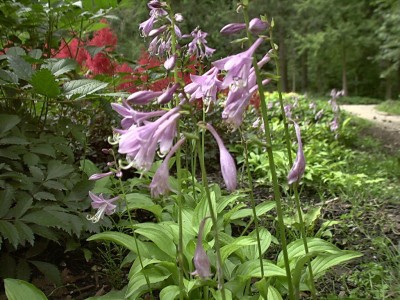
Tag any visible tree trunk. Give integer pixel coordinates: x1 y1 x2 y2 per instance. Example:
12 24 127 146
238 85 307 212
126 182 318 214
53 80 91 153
278 27 289 92
385 76 392 100
300 51 308 93
342 45 348 96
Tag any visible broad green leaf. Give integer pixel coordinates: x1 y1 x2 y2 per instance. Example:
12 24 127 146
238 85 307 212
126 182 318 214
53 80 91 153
7 55 33 81
0 188 14 218
267 286 283 300
278 238 340 266
221 236 257 262
230 201 276 220
5 47 26 56
0 220 19 248
160 285 180 300
21 209 67 228
11 192 33 218
30 144 56 158
242 228 272 260
309 251 362 279
63 79 108 98
134 223 176 258
31 69 60 98
235 259 286 278
0 114 20 135
80 159 100 177
33 191 56 201
4 278 47 300
43 58 77 77
85 287 132 300
126 267 171 299
46 160 74 180
0 70 18 84
0 136 28 145
125 193 163 219
29 49 43 59
29 166 44 180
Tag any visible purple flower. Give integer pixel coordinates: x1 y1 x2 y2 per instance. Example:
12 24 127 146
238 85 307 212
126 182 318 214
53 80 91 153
206 123 237 191
315 109 324 120
186 27 215 59
157 83 180 104
284 104 292 118
287 121 306 185
111 100 166 128
220 23 246 35
89 171 113 180
191 217 212 279
174 13 183 22
330 117 339 132
148 25 168 37
213 37 264 90
117 106 181 170
149 137 185 197
127 90 163 105
86 192 119 223
164 55 177 70
184 67 222 106
249 18 269 34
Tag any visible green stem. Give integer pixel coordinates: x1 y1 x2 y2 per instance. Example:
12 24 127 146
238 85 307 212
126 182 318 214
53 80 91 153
197 139 226 300
112 152 154 300
168 4 185 299
242 7 295 300
239 128 264 277
269 26 317 300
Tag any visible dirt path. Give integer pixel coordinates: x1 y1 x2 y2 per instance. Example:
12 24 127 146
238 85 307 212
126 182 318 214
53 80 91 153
340 104 400 153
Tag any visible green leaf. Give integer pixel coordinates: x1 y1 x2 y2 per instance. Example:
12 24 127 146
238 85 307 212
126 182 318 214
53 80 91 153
126 267 171 299
0 136 28 145
242 228 272 260
134 223 176 258
63 79 108 98
43 59 78 77
30 261 62 286
31 69 60 98
125 193 163 219
43 180 67 190
221 236 257 263
29 49 43 59
0 220 19 248
29 166 44 180
160 285 180 300
6 47 26 56
82 0 118 11
11 192 33 218
30 144 56 158
230 201 276 220
235 259 286 278
23 153 40 166
85 45 105 58
33 191 56 201
309 251 362 279
0 114 20 135
0 188 14 218
4 278 48 300
46 160 74 180
7 55 33 81
14 221 35 246
0 70 18 84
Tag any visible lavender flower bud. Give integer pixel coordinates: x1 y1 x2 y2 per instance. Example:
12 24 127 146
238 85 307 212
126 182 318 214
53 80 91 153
191 217 212 279
157 83 180 104
127 90 163 105
220 23 246 35
287 121 306 185
164 55 177 70
249 18 269 34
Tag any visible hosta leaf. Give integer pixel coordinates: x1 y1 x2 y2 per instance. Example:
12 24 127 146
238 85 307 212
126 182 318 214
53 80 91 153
235 259 286 278
0 220 19 248
221 236 257 263
134 223 176 258
63 79 108 98
126 267 171 299
125 193 162 219
230 201 276 220
160 285 180 300
0 70 18 84
31 69 60 98
242 228 272 260
4 278 48 300
7 55 33 81
5 47 26 56
0 114 20 135
308 251 362 279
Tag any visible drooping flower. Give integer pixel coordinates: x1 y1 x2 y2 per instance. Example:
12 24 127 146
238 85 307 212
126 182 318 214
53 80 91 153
111 99 166 128
191 217 212 279
330 116 339 132
164 54 176 70
220 23 246 35
206 123 237 191
213 37 264 90
149 137 185 197
157 83 180 104
117 106 181 170
86 192 119 223
287 121 306 185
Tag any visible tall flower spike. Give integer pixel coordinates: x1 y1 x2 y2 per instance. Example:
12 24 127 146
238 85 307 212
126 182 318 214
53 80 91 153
287 121 306 185
149 137 185 197
191 217 212 279
86 192 119 223
206 123 237 191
